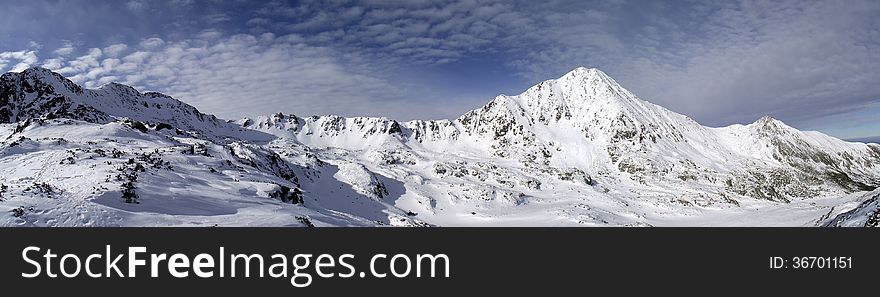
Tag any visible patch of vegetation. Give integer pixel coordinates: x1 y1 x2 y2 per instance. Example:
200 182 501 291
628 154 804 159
270 185 303 204
123 119 149 133
112 150 169 204
371 181 389 199
138 150 172 170
111 148 124 158
523 179 542 190
865 209 880 227
718 192 740 207
59 150 77 165
433 163 447 175
770 137 840 168
296 216 316 227
867 145 880 163
183 143 210 157
825 171 876 192
121 181 139 204
617 159 644 174
11 207 33 218
677 174 698 181
154 122 173 131
115 159 143 204
5 136 32 148
725 168 831 202
23 182 62 198
12 120 30 134
556 168 593 186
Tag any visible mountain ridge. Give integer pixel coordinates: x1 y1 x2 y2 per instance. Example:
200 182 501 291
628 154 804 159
1 66 878 227
0 67 272 142
241 66 879 204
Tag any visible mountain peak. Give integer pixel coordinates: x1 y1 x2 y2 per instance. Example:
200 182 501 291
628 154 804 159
99 81 140 95
758 115 775 121
20 66 54 74
16 66 66 81
755 115 783 126
750 115 797 136
555 66 627 93
2 66 83 95
562 66 608 79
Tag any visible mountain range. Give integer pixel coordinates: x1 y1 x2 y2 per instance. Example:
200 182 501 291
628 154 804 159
1 67 878 226
847 136 880 144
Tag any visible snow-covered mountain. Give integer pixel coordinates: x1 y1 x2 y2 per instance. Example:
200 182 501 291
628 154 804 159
2 67 878 226
0 67 270 142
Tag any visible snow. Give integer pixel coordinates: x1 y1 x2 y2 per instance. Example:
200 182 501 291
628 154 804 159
0 120 366 227
2 67 879 227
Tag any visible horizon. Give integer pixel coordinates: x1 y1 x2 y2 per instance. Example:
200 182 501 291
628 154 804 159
4 64 879 144
1 0 878 139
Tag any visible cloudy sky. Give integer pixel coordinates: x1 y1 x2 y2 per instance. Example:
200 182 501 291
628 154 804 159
1 0 878 139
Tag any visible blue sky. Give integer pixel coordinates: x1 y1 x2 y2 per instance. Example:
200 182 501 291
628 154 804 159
1 0 878 139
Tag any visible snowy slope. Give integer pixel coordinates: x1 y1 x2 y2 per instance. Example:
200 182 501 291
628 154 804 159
0 69 425 227
2 67 879 226
821 189 880 227
241 67 880 226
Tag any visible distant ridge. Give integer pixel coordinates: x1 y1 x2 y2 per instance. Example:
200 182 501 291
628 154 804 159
847 136 880 144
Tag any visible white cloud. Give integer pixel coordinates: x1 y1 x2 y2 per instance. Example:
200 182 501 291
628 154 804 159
56 48 104 84
139 37 165 49
42 58 64 70
5 0 876 134
246 17 271 27
30 33 462 121
258 0 522 65
196 29 223 40
0 50 39 72
126 0 146 11
204 13 231 24
249 0 879 131
103 44 129 58
612 0 880 126
53 41 75 57
28 41 42 50
170 0 193 7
